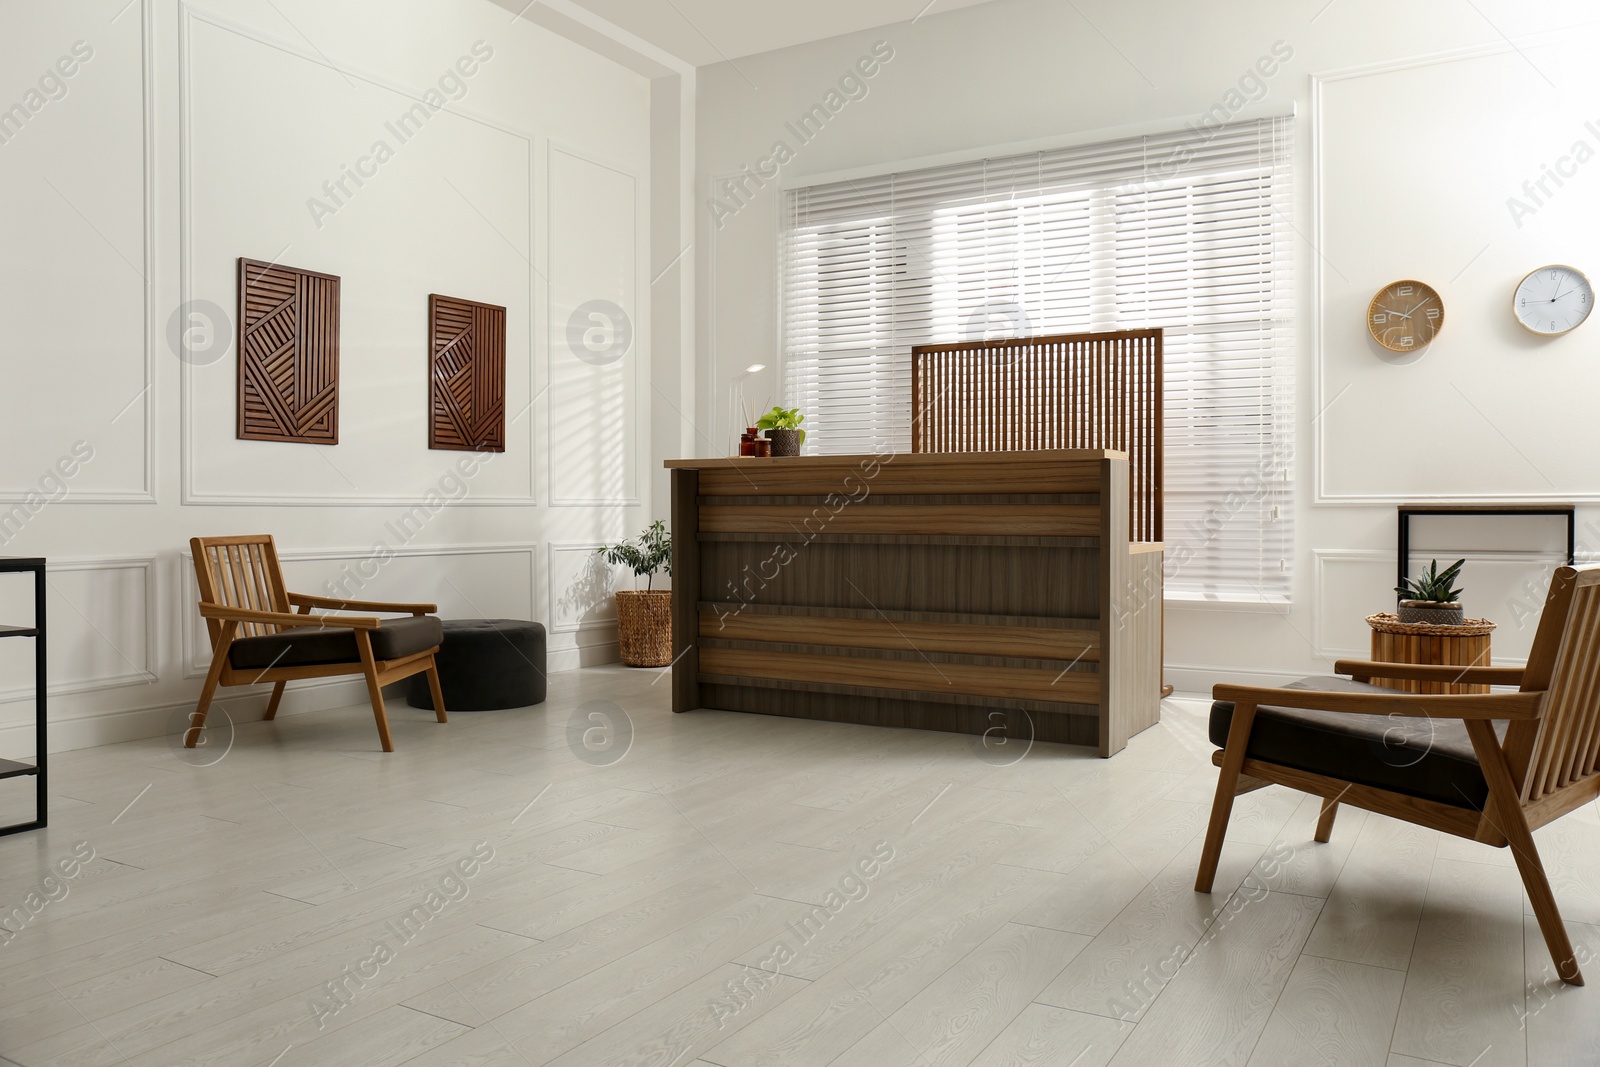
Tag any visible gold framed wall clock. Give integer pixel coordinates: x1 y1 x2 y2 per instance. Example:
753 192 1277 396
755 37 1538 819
1368 280 1444 353
1513 265 1592 336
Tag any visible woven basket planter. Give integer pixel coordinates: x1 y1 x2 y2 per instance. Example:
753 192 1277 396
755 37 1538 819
1366 613 1496 695
1366 613 1495 638
615 590 672 667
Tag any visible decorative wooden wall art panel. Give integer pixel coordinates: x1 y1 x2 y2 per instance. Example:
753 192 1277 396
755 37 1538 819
428 294 507 453
237 258 341 444
910 328 1163 543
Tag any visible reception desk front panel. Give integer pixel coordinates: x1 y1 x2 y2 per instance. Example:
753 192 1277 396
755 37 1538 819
665 450 1162 756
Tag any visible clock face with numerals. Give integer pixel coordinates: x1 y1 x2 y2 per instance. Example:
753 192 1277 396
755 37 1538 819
1514 265 1592 336
1367 280 1444 353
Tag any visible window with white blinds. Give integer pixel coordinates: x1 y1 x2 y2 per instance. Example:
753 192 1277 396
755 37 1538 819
780 116 1295 602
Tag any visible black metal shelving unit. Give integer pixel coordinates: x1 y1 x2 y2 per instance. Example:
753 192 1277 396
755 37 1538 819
0 557 45 836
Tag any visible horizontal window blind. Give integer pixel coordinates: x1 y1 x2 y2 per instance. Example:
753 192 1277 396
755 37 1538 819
781 115 1295 601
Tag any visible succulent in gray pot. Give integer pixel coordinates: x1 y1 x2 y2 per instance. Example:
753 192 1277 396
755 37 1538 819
1395 558 1466 626
756 406 805 457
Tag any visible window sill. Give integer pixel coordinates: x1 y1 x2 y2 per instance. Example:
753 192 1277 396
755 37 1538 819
1164 594 1293 614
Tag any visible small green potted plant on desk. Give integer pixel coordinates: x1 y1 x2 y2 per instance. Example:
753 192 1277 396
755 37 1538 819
757 406 806 457
597 520 672 667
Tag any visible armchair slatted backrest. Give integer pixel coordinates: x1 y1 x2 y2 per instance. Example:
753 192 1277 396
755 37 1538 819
1510 567 1600 808
191 535 292 643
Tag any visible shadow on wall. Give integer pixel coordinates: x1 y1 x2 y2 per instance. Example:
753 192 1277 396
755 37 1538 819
558 552 615 630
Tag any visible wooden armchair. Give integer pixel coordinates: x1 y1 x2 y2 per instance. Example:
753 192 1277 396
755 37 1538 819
1197 564 1600 985
188 535 447 752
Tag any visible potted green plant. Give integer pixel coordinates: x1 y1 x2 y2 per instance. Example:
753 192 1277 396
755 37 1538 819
1395 558 1466 626
597 520 672 667
756 406 806 457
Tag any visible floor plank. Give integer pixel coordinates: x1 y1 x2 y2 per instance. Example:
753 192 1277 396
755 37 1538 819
3 681 1600 1065
1301 813 1437 971
1528 815 1600 927
539 963 808 1067
832 922 1091 1066
386 1022 527 1066
56 956 216 1021
1390 858 1528 1067
403 870 749 1023
1035 836 1266 1024
278 1004 468 1067
1242 792 1368 900
1103 889 1323 1065
964 1003 1131 1067
1011 846 1152 937
489 893 795 1061
1522 916 1600 1067
1248 954 1406 1067
704 863 1058 1067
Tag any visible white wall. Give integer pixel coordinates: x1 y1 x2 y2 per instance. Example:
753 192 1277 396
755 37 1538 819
694 0 1600 692
0 0 666 752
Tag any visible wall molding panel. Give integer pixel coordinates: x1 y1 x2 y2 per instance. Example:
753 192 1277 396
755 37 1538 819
547 143 645 509
1163 662 1308 698
1310 38 1600 504
0 678 369 757
176 3 539 506
1311 546 1549 665
0 0 156 504
547 540 622 643
0 0 669 753
0 556 158 704
1310 548 1392 661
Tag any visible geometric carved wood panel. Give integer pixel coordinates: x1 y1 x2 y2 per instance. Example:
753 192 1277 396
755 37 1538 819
236 258 340 444
428 294 506 452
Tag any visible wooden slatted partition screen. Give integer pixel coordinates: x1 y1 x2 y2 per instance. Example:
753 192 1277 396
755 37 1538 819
911 329 1162 543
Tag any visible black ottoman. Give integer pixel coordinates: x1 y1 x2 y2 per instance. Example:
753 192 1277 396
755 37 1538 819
405 619 546 712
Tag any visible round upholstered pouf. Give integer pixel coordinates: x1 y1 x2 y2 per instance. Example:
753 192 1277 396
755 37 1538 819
405 619 546 712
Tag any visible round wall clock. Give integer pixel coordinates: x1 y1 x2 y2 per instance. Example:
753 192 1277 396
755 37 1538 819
1368 280 1444 353
1514 264 1592 336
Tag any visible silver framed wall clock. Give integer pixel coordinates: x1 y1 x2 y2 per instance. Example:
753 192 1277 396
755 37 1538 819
1514 264 1592 336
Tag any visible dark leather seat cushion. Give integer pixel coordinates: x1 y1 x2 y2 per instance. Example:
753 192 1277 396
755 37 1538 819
228 615 443 669
1209 675 1504 810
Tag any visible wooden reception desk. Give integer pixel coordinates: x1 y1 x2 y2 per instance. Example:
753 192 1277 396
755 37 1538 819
665 450 1163 756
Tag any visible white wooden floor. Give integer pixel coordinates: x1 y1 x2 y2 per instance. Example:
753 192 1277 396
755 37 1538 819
2 666 1599 1066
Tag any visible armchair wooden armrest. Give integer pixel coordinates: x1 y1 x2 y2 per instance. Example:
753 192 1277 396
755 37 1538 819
1211 683 1545 721
1334 659 1526 687
198 603 383 630
288 593 437 615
